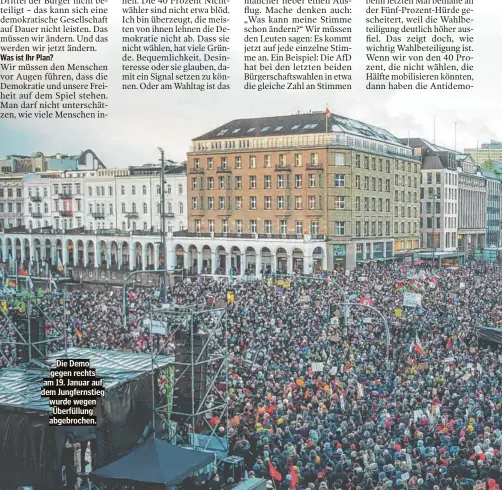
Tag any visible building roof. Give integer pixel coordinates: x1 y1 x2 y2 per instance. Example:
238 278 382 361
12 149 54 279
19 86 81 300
422 155 445 170
401 138 444 153
481 160 502 181
480 167 498 180
129 163 186 176
0 347 173 413
194 112 406 146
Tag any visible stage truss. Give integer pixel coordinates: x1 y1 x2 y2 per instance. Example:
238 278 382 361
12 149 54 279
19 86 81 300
148 303 229 456
0 290 68 367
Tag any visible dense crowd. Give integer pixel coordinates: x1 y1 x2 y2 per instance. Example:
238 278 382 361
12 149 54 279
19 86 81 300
0 260 501 490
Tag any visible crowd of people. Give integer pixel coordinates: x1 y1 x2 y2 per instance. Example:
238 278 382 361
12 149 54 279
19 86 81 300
0 260 500 490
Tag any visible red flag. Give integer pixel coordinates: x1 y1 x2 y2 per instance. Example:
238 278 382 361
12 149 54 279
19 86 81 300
268 460 282 482
18 267 28 277
359 296 374 307
446 337 453 350
325 107 331 117
290 467 299 488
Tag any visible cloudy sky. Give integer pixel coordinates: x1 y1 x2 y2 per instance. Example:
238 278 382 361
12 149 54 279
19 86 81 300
0 0 501 166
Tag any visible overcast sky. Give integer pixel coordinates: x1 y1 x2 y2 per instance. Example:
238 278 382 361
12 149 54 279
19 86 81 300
0 0 501 166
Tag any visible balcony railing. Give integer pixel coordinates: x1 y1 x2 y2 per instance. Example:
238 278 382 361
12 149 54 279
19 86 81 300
161 212 175 218
30 195 42 202
189 167 204 174
92 212 105 219
31 212 42 218
125 212 139 219
60 210 73 217
59 192 72 199
306 162 323 170
275 164 291 171
216 166 231 173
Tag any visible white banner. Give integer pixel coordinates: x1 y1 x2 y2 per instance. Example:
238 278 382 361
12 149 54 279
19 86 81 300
403 292 422 307
142 318 168 335
311 362 324 372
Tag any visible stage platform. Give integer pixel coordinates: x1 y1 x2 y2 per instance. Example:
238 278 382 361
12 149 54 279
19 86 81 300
0 347 174 490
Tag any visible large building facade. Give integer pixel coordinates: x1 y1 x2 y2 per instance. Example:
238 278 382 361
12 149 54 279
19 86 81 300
480 167 501 248
0 163 187 270
0 174 24 230
179 112 421 273
407 139 488 255
18 165 187 235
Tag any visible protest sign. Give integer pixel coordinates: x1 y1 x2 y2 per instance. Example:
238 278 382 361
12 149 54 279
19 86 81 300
311 362 324 372
403 292 422 307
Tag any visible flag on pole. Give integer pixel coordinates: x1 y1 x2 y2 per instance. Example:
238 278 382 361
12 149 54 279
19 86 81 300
75 327 83 339
18 266 28 277
57 256 64 272
325 106 331 133
268 460 282 482
409 333 425 356
6 279 16 288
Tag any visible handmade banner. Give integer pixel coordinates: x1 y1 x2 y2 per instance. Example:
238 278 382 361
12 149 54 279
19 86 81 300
403 292 422 307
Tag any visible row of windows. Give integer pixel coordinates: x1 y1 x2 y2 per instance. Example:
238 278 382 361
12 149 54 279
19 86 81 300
193 154 420 173
192 195 324 212
191 174 325 191
355 176 391 192
420 201 458 215
192 219 417 236
0 188 22 198
194 133 413 159
394 175 418 187
355 221 417 236
421 232 458 249
355 197 391 212
0 219 23 229
193 153 324 170
22 201 185 216
420 217 458 229
420 187 446 200
25 219 184 233
192 174 351 190
355 155 420 174
0 203 22 213
87 183 184 197
194 219 322 235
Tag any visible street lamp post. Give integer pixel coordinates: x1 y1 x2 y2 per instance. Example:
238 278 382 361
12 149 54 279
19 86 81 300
121 268 182 330
158 148 167 304
329 301 391 365
271 272 349 333
158 149 177 304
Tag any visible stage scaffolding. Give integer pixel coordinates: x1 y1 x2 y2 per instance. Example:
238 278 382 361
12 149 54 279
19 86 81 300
0 290 68 367
148 302 229 457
